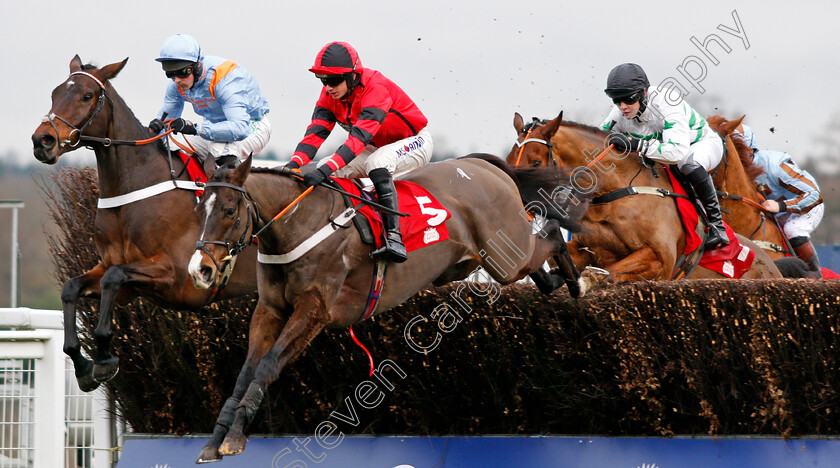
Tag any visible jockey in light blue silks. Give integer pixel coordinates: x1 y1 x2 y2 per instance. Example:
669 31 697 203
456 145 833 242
735 124 824 277
149 34 271 165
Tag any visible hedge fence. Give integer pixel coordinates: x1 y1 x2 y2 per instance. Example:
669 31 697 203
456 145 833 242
42 167 840 437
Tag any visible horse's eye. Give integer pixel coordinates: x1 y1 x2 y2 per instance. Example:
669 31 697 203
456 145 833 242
530 160 542 167
82 93 94 102
225 208 236 217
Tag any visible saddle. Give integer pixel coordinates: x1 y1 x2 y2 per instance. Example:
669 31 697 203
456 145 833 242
325 178 378 246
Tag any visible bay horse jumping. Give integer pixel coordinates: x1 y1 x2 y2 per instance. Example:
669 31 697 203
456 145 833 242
506 112 782 283
705 115 792 260
187 154 585 462
31 56 258 392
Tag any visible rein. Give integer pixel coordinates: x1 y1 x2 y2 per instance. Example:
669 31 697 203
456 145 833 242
41 71 180 149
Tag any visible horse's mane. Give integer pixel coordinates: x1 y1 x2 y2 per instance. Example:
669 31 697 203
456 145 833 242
559 119 609 137
728 133 765 181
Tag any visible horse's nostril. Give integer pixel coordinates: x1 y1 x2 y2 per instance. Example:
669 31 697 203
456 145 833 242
33 133 56 149
200 265 213 281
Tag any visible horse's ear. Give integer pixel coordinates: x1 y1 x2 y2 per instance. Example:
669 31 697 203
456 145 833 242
98 58 129 81
719 115 744 136
69 55 83 73
543 112 564 136
203 154 217 180
513 112 524 133
231 154 253 185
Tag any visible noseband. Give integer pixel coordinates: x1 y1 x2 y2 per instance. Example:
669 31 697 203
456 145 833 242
41 71 110 149
194 182 257 275
513 118 556 167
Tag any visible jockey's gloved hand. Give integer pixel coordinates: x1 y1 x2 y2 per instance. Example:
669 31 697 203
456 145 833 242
607 132 645 153
283 161 300 172
171 118 197 135
303 165 333 187
148 118 164 133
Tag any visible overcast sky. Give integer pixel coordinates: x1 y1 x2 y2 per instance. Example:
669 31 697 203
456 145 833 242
4 0 840 169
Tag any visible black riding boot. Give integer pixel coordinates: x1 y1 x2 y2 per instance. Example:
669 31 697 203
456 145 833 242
369 168 408 263
790 236 822 278
685 166 729 250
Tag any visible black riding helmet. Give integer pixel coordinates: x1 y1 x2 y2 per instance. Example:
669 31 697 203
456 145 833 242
605 63 651 114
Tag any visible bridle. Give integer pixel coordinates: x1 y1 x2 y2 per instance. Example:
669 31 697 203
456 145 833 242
194 182 258 275
41 71 111 149
513 118 556 167
41 70 177 149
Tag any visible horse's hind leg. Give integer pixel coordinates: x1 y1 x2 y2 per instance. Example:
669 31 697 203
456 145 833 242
62 266 105 392
219 293 329 457
198 301 283 463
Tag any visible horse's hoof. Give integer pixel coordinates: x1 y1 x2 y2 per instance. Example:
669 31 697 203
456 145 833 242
219 434 247 456
74 359 100 392
196 446 223 464
580 266 610 294
77 374 100 393
92 356 120 383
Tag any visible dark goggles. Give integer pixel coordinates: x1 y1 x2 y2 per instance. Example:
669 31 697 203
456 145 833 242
612 91 642 105
317 74 346 87
165 66 194 79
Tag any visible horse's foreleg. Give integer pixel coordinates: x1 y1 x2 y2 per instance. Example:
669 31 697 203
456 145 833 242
604 246 665 283
62 266 105 392
198 301 283 464
92 260 175 384
219 293 329 457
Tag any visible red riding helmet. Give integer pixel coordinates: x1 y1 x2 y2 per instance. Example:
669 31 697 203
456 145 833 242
309 42 362 75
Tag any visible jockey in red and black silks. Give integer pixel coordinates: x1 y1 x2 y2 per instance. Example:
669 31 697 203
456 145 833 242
285 42 434 264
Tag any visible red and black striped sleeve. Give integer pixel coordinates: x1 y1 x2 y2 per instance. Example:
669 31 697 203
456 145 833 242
323 84 393 172
291 92 337 167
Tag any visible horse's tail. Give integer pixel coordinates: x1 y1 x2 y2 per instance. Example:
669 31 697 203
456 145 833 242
461 153 588 232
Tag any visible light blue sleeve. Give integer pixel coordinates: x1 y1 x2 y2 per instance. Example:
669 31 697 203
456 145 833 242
157 82 185 121
776 156 821 213
199 77 252 141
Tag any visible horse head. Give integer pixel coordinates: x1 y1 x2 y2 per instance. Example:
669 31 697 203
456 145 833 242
506 111 563 168
32 55 128 164
189 155 256 289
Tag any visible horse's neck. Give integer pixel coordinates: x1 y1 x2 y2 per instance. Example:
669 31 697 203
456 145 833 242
717 146 758 197
554 127 661 190
93 89 172 198
246 173 336 252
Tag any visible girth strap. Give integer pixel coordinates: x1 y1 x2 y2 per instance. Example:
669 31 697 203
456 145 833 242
257 206 358 264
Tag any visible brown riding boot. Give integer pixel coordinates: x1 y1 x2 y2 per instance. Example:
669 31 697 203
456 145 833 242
790 236 822 278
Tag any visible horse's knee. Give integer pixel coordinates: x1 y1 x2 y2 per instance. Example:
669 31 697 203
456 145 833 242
100 266 128 291
61 277 85 303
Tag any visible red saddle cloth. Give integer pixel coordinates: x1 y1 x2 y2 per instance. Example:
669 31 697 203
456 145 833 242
332 178 451 252
664 167 755 279
176 151 207 197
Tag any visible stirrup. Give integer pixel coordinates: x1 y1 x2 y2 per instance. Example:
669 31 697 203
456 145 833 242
704 228 728 250
371 233 407 263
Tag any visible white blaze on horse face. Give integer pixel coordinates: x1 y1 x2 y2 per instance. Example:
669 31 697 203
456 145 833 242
201 193 217 239
66 80 75 88
187 250 211 289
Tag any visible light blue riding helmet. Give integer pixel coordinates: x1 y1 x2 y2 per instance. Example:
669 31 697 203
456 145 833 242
736 124 759 151
156 34 202 71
